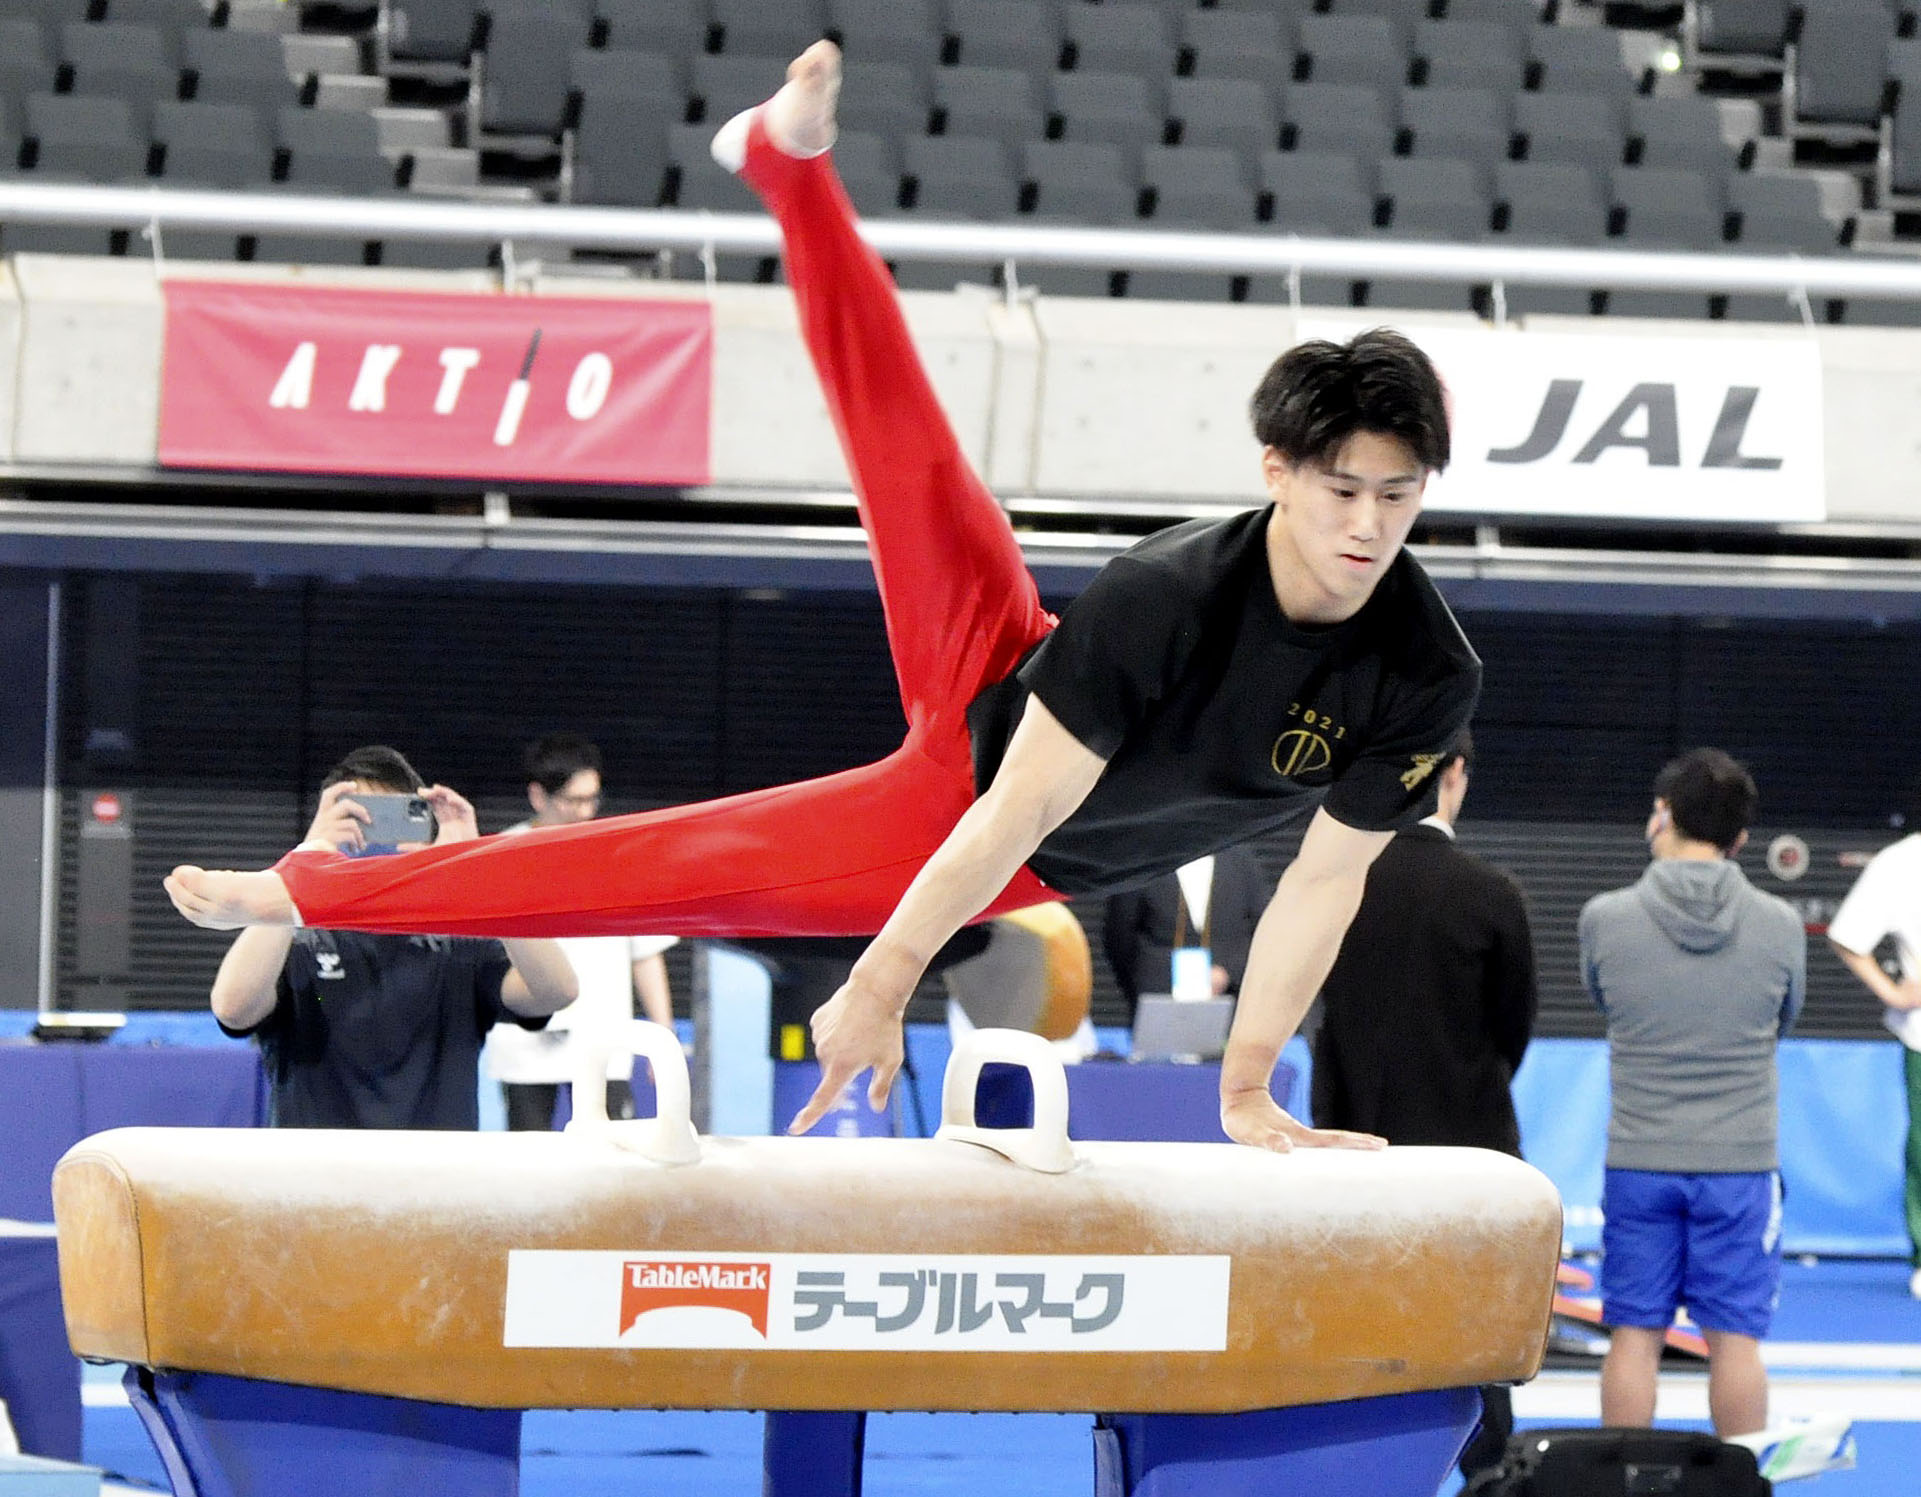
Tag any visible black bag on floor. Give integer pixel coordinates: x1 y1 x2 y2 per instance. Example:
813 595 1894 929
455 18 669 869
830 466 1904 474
1463 1427 1772 1497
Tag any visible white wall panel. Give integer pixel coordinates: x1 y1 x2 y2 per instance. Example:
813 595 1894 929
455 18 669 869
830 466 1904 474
14 256 162 466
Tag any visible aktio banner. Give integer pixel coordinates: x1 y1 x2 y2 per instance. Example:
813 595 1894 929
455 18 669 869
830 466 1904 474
158 281 712 485
1301 320 1826 523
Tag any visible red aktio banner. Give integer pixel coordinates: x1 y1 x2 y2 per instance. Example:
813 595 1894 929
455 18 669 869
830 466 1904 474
158 281 712 485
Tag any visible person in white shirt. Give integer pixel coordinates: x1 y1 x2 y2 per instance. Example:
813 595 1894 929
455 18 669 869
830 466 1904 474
483 734 676 1130
1827 798 1921 1299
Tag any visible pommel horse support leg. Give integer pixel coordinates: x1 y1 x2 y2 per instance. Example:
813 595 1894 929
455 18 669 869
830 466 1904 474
53 1023 1562 1497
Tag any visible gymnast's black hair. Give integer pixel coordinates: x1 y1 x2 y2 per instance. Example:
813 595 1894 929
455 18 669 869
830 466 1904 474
1248 327 1450 473
1653 747 1757 852
524 732 603 794
321 744 426 794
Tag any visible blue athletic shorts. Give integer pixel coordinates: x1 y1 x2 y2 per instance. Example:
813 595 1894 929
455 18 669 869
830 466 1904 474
1600 1168 1783 1339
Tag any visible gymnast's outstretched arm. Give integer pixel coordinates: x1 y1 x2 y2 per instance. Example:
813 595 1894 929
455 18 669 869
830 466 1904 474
788 697 1105 1134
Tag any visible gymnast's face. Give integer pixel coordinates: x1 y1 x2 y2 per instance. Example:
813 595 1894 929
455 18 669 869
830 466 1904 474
529 768 603 828
1261 431 1427 624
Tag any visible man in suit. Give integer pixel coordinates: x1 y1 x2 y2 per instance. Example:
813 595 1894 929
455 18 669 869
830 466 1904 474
1312 730 1537 1479
1102 846 1271 1020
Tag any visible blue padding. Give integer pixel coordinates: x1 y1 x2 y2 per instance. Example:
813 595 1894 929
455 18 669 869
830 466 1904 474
0 1236 80 1463
140 1371 519 1497
1514 1037 1909 1257
1096 1388 1480 1497
764 1410 866 1497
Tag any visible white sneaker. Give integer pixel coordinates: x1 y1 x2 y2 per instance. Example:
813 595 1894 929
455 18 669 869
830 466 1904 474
1727 1415 1857 1483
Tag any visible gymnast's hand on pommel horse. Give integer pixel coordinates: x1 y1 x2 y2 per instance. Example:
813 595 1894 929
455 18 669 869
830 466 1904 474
162 40 1479 1154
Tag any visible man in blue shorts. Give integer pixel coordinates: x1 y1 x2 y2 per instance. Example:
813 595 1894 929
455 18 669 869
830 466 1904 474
1579 748 1805 1437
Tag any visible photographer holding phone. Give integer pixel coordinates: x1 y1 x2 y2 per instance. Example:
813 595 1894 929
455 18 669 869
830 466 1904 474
207 746 578 1129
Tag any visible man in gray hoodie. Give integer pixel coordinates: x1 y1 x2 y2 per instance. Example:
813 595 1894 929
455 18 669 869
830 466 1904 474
1579 748 1805 1439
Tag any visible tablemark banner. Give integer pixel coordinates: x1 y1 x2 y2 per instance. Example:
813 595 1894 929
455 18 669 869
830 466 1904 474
1299 320 1827 523
158 281 713 485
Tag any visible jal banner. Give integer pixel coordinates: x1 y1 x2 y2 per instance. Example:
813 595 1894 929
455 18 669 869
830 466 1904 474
1301 320 1827 523
158 281 713 485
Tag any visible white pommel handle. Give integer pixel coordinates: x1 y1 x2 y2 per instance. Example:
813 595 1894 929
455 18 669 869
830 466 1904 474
565 1019 701 1165
935 1027 1076 1174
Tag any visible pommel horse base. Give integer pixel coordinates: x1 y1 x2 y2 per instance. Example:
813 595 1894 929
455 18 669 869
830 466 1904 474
52 1025 1562 1497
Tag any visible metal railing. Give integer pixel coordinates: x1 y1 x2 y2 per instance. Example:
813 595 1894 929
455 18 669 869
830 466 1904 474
0 179 1916 301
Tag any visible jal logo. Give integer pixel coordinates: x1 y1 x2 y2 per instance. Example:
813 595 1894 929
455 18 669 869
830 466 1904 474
1488 381 1782 471
619 1260 772 1339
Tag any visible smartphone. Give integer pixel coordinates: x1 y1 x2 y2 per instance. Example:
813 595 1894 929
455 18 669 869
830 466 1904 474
351 792 435 856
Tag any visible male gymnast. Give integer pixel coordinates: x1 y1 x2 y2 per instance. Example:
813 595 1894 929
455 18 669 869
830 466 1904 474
167 43 1479 1151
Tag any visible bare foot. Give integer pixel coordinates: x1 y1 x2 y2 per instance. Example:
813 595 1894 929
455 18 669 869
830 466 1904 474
164 867 297 929
766 40 840 157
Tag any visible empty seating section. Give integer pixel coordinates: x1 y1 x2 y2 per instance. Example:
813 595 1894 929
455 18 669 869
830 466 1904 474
0 0 1886 321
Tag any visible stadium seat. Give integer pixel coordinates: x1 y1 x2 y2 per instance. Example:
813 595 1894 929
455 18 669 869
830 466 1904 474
104 0 214 26
665 118 752 210
1048 70 1164 152
933 64 1043 147
1889 41 1921 195
1062 3 1174 79
1258 148 1375 235
0 19 59 105
387 0 480 64
247 185 372 267
183 29 300 113
1493 159 1605 315
838 57 931 138
570 48 682 110
943 0 1061 74
1323 0 1428 46
1168 76 1279 156
1695 0 1790 58
1399 85 1513 165
1181 9 1293 92
479 0 593 137
1607 166 1723 317
569 103 668 204
26 92 147 180
827 0 940 69
902 132 1018 217
1283 81 1395 158
828 128 902 216
1415 19 1526 93
1297 14 1408 91
711 0 826 59
1792 1 1893 127
1379 154 1490 240
12 0 91 26
1141 143 1254 228
1514 89 1623 173
1528 25 1637 95
1627 94 1735 173
1023 138 1136 223
60 22 177 122
595 0 707 58
277 105 397 194
153 98 272 187
1445 0 1543 27
690 53 788 125
1722 172 1837 321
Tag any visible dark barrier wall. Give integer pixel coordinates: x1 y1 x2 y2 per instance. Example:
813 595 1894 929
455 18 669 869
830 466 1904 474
32 571 1921 1035
0 578 50 1007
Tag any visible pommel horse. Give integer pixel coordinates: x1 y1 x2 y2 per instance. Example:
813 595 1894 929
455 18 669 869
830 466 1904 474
52 1024 1562 1497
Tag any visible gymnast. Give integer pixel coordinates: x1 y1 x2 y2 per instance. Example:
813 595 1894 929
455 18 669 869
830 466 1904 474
166 42 1479 1151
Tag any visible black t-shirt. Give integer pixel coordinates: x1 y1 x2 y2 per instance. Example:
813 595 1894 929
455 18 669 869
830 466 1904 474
968 506 1481 895
222 929 539 1129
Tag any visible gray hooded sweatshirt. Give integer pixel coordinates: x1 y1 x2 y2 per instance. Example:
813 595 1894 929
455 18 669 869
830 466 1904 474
1579 859 1805 1173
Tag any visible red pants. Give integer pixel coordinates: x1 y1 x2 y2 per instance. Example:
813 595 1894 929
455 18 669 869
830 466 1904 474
277 116 1059 938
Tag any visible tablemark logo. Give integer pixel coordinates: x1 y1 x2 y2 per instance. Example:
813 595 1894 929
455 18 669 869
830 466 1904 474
619 1260 772 1338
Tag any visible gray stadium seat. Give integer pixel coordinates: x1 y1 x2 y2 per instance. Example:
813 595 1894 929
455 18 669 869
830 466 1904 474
1258 149 1375 234
828 128 902 216
943 0 1061 74
1022 138 1136 223
1528 24 1636 95
933 64 1043 148
1722 172 1837 321
60 22 177 121
0 19 58 105
1297 14 1408 91
479 0 593 137
1492 159 1605 314
1049 70 1164 152
388 0 480 64
1792 1 1892 127
1606 166 1722 317
104 0 212 24
827 0 940 69
1414 19 1526 93
1399 85 1512 165
1181 9 1293 93
1132 144 1251 299
26 92 147 180
1323 0 1428 46
153 98 271 187
595 0 707 58
711 0 825 59
246 182 372 266
1445 0 1544 26
1283 81 1395 158
1696 0 1789 58
665 119 752 210
570 47 681 109
902 132 1018 217
277 105 396 193
570 102 668 204
1168 76 1279 156
1627 94 1734 173
1063 3 1174 79
183 29 300 113
1514 89 1623 173
11 0 90 26
1379 154 1489 240
1890 41 1921 194
838 57 930 138
690 53 786 125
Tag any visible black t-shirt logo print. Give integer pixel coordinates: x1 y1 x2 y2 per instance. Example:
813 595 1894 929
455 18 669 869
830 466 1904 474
1272 728 1333 779
1400 752 1445 792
